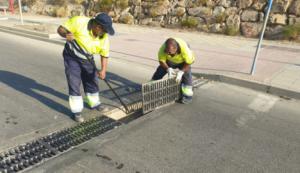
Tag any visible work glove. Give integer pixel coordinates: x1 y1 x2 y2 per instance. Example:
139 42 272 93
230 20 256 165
176 70 184 83
167 68 176 78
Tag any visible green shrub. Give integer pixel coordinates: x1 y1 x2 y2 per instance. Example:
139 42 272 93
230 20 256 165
225 26 239 36
72 0 85 5
188 0 208 7
98 0 114 12
115 0 128 9
157 0 169 6
181 17 198 28
282 24 300 40
49 0 67 6
23 0 38 7
198 0 208 6
215 12 227 23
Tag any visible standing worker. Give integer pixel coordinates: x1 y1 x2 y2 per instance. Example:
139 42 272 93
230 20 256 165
57 13 115 122
151 38 195 104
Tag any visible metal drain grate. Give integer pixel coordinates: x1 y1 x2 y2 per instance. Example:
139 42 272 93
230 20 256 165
0 116 121 173
142 78 180 114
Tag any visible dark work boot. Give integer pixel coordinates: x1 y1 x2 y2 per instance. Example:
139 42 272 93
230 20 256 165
181 96 192 104
73 113 84 123
95 104 109 113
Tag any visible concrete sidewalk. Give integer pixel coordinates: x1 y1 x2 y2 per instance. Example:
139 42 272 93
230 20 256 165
1 14 300 99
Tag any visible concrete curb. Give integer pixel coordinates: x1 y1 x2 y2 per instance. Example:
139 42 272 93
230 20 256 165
194 73 300 100
0 25 64 45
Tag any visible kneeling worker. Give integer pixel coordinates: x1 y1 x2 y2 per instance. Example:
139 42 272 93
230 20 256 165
151 38 195 104
57 13 115 122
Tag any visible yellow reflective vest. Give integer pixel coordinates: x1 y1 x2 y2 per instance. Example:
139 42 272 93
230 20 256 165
158 38 195 64
63 16 110 57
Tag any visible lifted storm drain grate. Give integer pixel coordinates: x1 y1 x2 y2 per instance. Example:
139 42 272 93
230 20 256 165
142 78 180 114
0 116 121 173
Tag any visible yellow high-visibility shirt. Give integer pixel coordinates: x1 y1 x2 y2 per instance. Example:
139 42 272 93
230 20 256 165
63 16 110 57
158 38 195 64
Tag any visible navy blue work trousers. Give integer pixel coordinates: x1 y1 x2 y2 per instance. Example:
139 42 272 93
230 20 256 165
152 61 193 85
63 44 99 96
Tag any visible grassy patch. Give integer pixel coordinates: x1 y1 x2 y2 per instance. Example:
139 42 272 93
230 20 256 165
282 24 300 40
225 26 240 36
188 0 208 7
72 0 85 5
215 12 227 23
24 0 38 7
98 0 114 12
115 0 129 9
181 17 199 28
50 0 67 6
97 0 128 12
198 0 208 6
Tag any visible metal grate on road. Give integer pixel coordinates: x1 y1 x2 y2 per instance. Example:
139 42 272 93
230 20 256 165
142 78 180 114
0 116 121 173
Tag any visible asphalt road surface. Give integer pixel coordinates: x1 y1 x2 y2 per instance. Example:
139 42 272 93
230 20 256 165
0 31 299 173
29 81 300 173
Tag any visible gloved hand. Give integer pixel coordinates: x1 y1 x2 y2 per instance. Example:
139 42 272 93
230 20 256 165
167 68 176 78
176 70 184 83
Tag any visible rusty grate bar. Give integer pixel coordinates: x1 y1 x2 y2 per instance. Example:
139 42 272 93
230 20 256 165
142 78 180 114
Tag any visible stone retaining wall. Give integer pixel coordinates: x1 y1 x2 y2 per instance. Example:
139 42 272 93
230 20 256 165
29 0 300 39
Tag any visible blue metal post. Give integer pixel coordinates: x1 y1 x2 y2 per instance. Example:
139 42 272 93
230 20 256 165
250 0 273 75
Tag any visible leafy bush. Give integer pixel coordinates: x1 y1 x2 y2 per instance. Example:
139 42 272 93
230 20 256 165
282 24 300 40
188 0 208 7
115 0 128 9
198 0 208 6
23 0 38 7
72 0 85 5
49 0 67 6
98 0 114 12
225 26 240 36
215 12 227 23
181 17 199 28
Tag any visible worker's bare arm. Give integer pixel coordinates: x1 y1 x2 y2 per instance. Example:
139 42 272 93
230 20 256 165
57 26 74 41
182 63 190 72
57 26 69 37
98 56 108 80
159 61 169 70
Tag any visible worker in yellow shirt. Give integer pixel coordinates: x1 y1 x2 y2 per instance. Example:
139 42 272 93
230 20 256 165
57 13 114 122
152 38 195 104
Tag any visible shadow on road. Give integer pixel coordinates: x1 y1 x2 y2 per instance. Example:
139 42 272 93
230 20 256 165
0 70 71 117
0 70 142 117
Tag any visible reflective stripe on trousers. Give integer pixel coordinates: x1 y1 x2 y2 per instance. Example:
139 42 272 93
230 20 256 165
181 84 193 97
63 41 100 113
69 95 84 113
84 92 101 108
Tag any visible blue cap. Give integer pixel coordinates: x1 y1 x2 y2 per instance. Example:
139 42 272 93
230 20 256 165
94 13 115 35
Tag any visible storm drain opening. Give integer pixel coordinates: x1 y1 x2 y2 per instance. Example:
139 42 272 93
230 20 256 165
0 116 121 173
0 76 205 173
